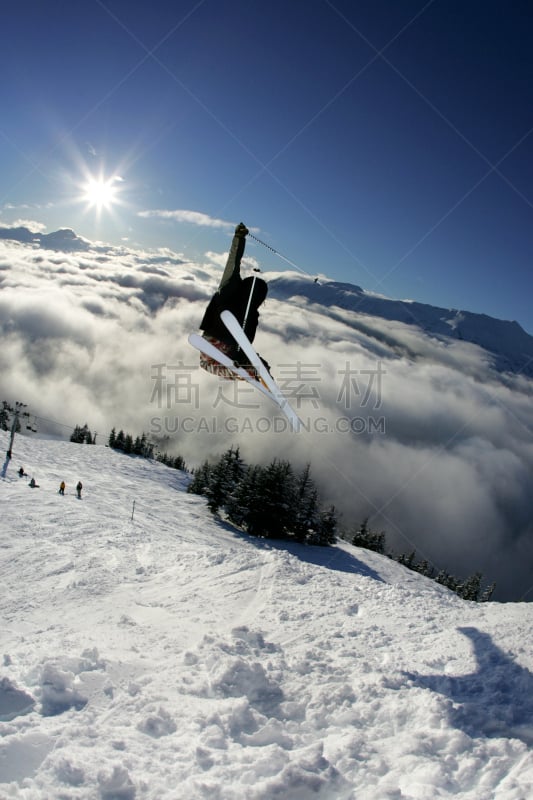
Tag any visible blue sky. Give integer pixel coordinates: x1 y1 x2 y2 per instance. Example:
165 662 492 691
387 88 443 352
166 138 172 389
2 0 533 331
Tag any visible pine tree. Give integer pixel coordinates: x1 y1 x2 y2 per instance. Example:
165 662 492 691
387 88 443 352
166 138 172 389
256 459 295 538
70 425 82 443
187 460 212 495
0 401 11 431
204 447 244 514
114 430 126 451
233 465 263 533
435 570 459 593
221 448 247 522
140 433 149 456
292 464 319 542
70 423 93 444
458 572 483 601
480 582 496 602
144 439 155 459
353 519 386 554
416 560 434 578
314 505 337 546
108 428 117 448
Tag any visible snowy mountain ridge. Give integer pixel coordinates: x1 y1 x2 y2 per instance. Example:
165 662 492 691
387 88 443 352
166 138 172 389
1 432 532 799
0 225 91 253
2 224 532 376
268 276 533 378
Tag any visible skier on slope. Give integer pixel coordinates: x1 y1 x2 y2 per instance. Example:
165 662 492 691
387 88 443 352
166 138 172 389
199 222 270 378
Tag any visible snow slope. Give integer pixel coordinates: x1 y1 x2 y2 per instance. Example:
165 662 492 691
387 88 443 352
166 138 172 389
0 432 532 800
268 275 533 377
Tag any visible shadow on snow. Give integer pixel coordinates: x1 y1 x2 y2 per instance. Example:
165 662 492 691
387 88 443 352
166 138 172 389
407 627 533 745
215 518 384 582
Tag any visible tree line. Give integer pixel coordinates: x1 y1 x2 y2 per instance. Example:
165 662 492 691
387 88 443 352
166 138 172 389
188 447 337 546
107 427 186 472
187 449 495 601
69 422 186 471
347 518 495 602
70 424 95 444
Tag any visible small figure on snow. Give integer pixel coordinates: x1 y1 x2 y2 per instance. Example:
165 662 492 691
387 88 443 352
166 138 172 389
18 467 27 478
76 481 83 499
29 477 39 488
59 481 66 495
199 222 270 378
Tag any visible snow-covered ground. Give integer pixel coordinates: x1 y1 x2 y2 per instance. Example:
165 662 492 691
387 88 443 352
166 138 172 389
0 432 532 800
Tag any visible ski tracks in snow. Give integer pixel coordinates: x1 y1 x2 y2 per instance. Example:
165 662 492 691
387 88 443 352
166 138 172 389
1 434 533 799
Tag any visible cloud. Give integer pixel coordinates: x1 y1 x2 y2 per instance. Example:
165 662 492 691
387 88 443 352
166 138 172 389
205 250 261 273
1 234 533 601
137 209 234 230
9 219 47 233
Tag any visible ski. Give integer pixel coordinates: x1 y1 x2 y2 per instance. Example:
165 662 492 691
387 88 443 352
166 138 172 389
220 311 302 432
188 333 275 403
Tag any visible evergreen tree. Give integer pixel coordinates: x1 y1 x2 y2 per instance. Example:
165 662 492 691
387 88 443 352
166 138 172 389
145 439 155 459
108 428 117 448
292 464 319 542
314 505 337 546
204 447 244 514
435 570 459 593
114 430 126 451
352 519 386 554
457 572 483 601
416 560 434 578
256 459 295 538
187 460 212 495
220 448 247 522
70 423 93 444
124 434 133 454
70 425 82 443
232 465 263 533
480 582 496 602
0 401 11 431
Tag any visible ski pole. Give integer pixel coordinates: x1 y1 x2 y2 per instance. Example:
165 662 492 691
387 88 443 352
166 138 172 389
242 274 257 336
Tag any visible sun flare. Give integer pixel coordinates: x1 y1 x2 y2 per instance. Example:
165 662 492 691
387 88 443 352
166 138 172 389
82 177 119 210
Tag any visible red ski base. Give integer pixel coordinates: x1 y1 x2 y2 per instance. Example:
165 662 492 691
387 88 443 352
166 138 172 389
199 336 260 381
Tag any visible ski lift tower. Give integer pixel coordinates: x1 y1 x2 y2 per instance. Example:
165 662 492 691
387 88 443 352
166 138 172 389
1 401 32 478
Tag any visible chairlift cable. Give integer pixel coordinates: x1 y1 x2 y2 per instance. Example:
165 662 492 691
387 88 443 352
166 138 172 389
247 232 320 283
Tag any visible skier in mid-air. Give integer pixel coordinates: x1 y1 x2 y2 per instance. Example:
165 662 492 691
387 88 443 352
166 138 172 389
190 222 301 430
199 222 270 378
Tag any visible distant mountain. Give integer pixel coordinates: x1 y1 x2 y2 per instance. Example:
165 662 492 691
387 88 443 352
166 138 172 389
2 225 532 377
0 225 91 252
269 275 533 378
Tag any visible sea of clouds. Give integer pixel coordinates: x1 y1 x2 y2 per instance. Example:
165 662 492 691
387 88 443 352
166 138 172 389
1 230 532 601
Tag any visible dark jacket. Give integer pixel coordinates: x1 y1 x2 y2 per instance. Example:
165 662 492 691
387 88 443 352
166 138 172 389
200 276 267 343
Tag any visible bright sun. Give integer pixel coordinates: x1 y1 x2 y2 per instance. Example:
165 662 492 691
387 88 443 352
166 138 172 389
82 176 119 211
